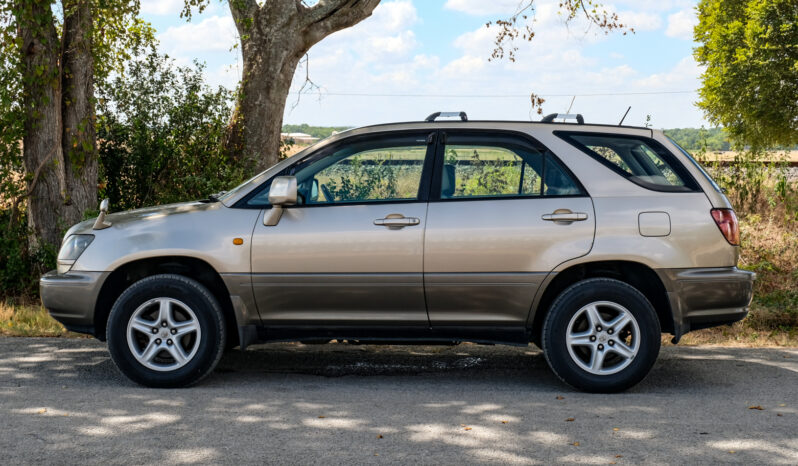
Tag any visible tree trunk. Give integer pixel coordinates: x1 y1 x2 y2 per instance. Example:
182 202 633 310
225 0 380 173
18 0 67 248
61 0 97 225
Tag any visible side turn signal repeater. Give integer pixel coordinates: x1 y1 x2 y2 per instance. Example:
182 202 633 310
233 238 244 245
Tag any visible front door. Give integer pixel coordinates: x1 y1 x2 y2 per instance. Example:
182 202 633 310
249 131 435 326
423 131 596 327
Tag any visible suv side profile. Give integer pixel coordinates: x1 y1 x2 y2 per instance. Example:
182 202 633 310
40 113 755 392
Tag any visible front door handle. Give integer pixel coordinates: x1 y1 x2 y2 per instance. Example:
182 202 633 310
542 209 588 223
374 214 420 228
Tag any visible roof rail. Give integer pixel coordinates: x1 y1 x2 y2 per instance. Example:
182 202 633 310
426 111 468 122
541 113 584 124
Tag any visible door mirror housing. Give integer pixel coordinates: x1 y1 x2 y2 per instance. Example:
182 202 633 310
264 176 297 226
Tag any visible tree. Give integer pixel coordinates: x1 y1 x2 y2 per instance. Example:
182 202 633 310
183 0 380 172
0 0 150 247
695 0 798 149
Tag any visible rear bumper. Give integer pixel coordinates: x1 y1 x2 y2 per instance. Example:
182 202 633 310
40 270 109 335
656 267 755 342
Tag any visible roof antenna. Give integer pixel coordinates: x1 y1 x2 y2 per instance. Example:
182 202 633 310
618 106 631 126
564 96 576 122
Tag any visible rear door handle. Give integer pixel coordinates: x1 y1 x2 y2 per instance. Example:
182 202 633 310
374 215 420 228
542 210 588 222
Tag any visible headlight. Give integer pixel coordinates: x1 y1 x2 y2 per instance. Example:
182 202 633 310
57 234 94 274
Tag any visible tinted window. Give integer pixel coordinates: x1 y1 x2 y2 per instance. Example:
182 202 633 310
246 135 429 206
439 139 582 199
557 132 698 191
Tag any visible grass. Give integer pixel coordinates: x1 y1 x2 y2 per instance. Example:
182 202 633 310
0 301 84 338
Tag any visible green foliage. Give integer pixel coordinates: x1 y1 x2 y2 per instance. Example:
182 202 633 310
281 124 351 140
324 156 399 201
695 0 798 150
0 209 56 298
664 127 732 151
96 49 251 210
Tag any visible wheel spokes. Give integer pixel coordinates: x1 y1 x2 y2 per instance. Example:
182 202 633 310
565 301 641 376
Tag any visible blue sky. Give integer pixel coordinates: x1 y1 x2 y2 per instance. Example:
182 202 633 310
142 0 706 129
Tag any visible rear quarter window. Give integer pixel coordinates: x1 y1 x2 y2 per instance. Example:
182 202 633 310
555 132 699 192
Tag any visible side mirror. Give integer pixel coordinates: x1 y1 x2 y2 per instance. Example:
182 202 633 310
264 176 297 226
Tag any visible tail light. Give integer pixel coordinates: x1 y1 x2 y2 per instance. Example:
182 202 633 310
710 208 740 245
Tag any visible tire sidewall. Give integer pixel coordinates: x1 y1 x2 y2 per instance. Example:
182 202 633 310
107 274 225 388
542 278 661 393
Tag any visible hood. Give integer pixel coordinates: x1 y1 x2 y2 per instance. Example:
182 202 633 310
64 200 221 238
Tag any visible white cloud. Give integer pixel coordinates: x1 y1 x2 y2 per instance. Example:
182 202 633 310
444 0 527 16
635 55 701 89
665 9 698 40
158 15 238 54
618 11 662 31
140 0 184 16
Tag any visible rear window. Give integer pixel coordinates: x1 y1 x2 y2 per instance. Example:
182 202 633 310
556 132 699 192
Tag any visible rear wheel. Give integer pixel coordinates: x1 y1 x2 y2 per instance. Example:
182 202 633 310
541 278 660 392
107 274 225 388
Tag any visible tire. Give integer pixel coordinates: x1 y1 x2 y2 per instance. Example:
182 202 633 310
541 278 661 393
106 274 226 388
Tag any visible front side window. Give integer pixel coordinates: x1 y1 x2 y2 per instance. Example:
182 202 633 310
246 134 429 206
439 138 583 199
556 132 698 191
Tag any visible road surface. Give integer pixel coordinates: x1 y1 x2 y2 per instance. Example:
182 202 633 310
1 337 796 464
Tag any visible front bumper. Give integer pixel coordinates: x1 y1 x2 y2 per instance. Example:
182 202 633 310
40 270 109 335
657 267 756 342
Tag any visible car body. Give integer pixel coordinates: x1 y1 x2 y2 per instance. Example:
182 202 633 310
40 113 755 391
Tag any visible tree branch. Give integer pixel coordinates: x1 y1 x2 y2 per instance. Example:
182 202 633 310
298 0 380 46
228 0 259 37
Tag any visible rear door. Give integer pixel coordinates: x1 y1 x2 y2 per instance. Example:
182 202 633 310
424 130 595 327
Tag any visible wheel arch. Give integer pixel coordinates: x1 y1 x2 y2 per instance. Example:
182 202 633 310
93 256 239 347
529 260 673 344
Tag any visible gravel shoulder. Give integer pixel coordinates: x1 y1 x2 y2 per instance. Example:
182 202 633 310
1 337 796 464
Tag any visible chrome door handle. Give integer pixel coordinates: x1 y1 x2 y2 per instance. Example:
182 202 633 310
374 215 420 228
542 210 588 222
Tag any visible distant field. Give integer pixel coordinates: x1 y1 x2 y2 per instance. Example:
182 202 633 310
700 150 798 163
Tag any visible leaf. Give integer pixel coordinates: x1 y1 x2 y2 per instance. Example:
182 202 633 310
572 442 580 447
464 427 472 431
728 450 736 454
317 415 326 418
501 420 508 424
615 455 623 458
565 418 575 422
748 405 764 410
613 427 620 431
376 434 383 439
556 396 564 400
37 408 46 414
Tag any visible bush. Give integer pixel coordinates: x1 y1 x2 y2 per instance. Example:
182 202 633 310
96 49 252 210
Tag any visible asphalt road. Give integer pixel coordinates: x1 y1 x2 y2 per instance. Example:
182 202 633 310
1 337 796 465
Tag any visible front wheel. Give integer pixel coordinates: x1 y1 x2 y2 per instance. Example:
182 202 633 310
106 274 225 388
541 278 661 393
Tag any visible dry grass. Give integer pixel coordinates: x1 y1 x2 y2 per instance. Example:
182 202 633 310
0 300 84 338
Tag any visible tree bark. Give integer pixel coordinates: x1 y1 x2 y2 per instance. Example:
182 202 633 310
18 0 67 248
225 0 381 172
61 0 97 225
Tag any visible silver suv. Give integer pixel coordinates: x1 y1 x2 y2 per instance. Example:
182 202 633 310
40 112 755 392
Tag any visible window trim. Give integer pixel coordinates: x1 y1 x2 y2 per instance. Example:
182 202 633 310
233 130 437 209
429 129 588 202
554 130 701 193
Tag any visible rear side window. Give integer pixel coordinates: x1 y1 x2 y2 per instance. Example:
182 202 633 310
556 132 699 192
438 135 584 200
